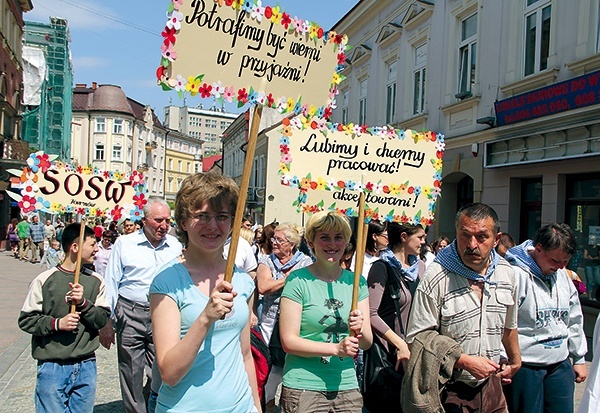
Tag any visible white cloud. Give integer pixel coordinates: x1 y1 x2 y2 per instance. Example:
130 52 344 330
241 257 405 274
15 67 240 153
72 56 110 70
26 0 118 30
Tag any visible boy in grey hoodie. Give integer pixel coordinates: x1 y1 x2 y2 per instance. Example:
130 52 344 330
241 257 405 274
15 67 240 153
504 223 587 413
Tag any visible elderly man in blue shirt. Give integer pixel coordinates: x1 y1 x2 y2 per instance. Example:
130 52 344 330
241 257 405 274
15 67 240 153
100 198 183 413
29 215 46 264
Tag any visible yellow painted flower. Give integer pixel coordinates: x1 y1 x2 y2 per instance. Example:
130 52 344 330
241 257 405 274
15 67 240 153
309 23 319 40
307 105 317 118
422 186 431 196
286 98 295 112
279 163 289 174
316 177 326 190
50 202 60 212
332 72 342 85
186 76 201 96
270 6 282 24
390 183 401 195
432 159 443 170
301 116 311 129
344 123 354 135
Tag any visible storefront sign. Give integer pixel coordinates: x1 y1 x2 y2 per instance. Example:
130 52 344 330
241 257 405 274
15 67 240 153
495 70 600 126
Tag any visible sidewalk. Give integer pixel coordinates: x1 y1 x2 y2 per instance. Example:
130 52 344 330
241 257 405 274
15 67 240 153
0 250 123 412
0 250 593 412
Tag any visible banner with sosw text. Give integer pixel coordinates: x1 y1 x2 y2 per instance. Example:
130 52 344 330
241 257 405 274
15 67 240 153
268 117 445 226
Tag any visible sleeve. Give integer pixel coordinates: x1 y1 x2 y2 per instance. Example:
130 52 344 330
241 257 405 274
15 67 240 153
78 277 110 330
149 266 179 303
367 261 393 337
281 272 305 304
405 282 441 344
566 276 587 364
358 274 368 301
104 238 124 316
18 277 55 336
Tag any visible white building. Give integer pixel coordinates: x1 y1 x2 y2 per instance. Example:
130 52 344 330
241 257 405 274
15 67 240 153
71 83 166 197
163 105 238 156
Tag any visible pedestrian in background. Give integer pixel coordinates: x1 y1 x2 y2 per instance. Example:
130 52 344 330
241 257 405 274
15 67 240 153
39 238 64 269
6 217 18 257
16 216 30 261
44 219 56 248
94 230 114 277
29 216 46 264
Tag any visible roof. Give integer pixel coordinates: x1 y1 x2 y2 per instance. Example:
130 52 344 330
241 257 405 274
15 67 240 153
202 155 222 172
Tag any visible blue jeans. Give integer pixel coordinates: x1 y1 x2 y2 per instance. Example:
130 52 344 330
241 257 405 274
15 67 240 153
35 358 97 413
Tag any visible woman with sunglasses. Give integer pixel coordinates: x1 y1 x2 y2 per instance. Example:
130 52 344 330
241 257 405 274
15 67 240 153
257 223 313 413
279 211 372 413
149 172 260 413
363 222 427 413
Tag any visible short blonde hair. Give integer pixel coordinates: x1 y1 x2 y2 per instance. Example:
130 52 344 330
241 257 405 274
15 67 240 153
273 222 302 247
305 211 352 244
239 227 255 245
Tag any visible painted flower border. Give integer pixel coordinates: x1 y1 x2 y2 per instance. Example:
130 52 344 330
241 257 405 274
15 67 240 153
277 116 445 226
157 0 348 120
8 151 148 221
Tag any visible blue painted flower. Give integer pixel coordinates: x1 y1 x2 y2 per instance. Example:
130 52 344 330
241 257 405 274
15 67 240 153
93 167 100 175
414 186 422 196
429 202 436 212
248 91 258 105
36 196 50 209
385 213 395 222
345 208 355 217
398 130 405 140
27 154 41 173
316 107 325 118
433 171 442 181
413 216 421 226
346 180 355 190
437 133 445 143
289 176 300 187
242 0 253 12
65 205 74 213
294 102 303 115
280 136 290 145
328 123 338 133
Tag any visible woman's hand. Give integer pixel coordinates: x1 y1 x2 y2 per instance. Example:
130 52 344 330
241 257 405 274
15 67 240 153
202 281 237 323
348 309 364 337
395 340 410 371
337 336 360 358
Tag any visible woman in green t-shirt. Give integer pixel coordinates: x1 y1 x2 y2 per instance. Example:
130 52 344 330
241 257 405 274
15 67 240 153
279 211 372 413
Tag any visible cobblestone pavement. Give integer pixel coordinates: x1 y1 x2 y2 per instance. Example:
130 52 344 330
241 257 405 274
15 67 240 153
0 250 592 412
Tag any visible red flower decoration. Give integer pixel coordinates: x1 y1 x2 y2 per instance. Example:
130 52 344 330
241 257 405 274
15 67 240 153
281 13 291 29
266 93 275 107
95 209 104 217
103 171 110 178
133 193 147 209
282 117 290 126
436 151 444 159
225 0 234 5
111 205 123 221
337 52 346 65
37 154 51 172
337 181 345 188
383 185 390 194
317 27 324 39
408 187 414 194
76 207 86 215
76 165 83 174
280 145 289 154
264 6 272 19
237 88 248 103
360 124 368 133
337 124 344 131
400 215 409 224
310 181 317 190
433 180 441 188
18 195 36 213
199 83 212 98
310 120 318 129
156 66 166 80
365 182 374 191
334 34 344 44
161 26 176 46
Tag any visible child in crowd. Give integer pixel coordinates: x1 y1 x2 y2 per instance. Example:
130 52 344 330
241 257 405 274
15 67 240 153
18 223 110 413
39 238 64 269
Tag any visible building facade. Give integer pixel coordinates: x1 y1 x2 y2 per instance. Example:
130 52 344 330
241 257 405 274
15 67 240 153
164 128 203 205
163 105 237 156
71 83 166 197
332 0 600 312
0 0 33 245
22 17 73 161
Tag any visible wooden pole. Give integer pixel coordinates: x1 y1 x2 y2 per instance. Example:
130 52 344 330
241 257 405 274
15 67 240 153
224 105 263 283
351 193 366 312
70 217 86 313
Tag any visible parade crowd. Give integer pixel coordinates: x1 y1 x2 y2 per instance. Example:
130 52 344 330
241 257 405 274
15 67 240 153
11 172 600 413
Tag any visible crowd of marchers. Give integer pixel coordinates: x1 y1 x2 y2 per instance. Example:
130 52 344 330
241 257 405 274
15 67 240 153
13 171 600 413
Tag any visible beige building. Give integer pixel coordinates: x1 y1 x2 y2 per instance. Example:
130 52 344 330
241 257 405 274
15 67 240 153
333 0 600 315
71 83 166 197
164 128 203 204
163 105 237 157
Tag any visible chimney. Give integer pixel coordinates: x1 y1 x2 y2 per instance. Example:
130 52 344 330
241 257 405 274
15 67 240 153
92 82 97 89
75 83 87 88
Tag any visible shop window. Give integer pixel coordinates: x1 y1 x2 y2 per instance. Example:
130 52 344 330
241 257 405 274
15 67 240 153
456 175 474 211
519 178 542 243
566 173 600 301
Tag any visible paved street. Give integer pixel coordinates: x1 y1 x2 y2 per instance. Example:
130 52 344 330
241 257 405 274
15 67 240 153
0 249 593 412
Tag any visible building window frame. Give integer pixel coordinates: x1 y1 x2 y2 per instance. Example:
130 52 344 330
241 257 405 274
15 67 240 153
524 0 552 76
385 60 397 124
112 145 122 161
95 117 106 133
413 43 427 115
358 78 367 125
458 13 477 97
95 143 105 160
113 118 123 134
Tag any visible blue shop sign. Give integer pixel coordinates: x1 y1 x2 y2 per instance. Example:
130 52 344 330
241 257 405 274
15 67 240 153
494 70 600 126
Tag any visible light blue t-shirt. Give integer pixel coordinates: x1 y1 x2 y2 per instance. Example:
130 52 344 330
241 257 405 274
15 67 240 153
149 259 257 413
281 267 369 392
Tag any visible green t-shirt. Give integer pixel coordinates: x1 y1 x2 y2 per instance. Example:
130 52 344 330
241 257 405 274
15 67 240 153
281 266 369 392
16 221 29 239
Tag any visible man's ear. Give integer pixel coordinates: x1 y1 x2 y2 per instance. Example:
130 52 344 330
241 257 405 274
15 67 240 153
70 242 79 255
493 232 502 248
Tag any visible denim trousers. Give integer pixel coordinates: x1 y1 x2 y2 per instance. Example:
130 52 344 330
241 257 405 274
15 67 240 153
35 358 97 413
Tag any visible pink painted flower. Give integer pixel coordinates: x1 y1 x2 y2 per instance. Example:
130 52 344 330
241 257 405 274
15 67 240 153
160 43 177 62
223 86 235 103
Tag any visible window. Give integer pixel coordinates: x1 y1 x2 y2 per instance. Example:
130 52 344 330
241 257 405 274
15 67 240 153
95 144 105 160
524 0 551 76
413 44 427 115
458 14 477 96
95 117 106 133
358 79 367 125
187 162 191 172
385 61 397 124
178 160 182 171
341 90 349 124
127 121 133 135
519 178 542 243
168 178 173 192
113 118 123 134
112 145 122 161
168 159 173 170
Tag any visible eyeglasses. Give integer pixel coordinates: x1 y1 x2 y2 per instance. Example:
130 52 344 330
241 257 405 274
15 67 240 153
190 213 232 224
271 237 289 244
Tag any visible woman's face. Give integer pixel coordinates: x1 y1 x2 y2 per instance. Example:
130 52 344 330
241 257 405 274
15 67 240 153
311 229 348 264
183 203 232 253
373 230 389 251
272 230 294 258
405 229 427 256
436 239 449 253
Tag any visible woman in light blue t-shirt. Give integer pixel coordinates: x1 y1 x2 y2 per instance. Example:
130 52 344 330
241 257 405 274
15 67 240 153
149 172 260 413
279 211 373 413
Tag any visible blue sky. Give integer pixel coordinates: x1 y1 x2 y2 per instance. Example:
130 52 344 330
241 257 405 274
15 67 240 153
26 0 359 119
